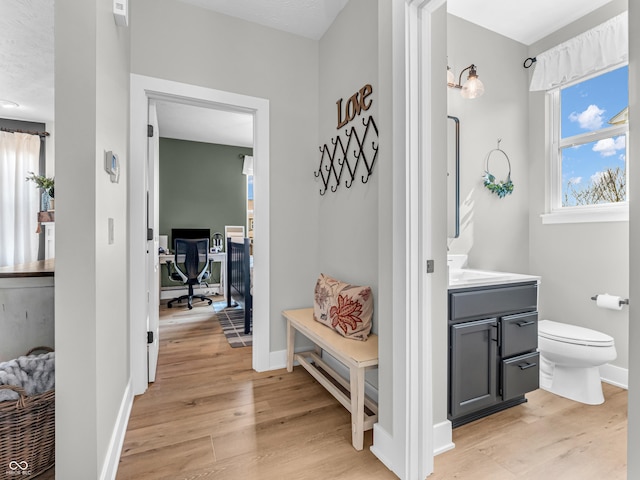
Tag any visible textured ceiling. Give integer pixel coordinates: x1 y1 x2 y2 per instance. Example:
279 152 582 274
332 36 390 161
0 0 54 123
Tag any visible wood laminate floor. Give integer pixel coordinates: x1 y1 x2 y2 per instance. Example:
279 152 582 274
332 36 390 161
116 299 395 480
432 382 627 479
114 299 628 480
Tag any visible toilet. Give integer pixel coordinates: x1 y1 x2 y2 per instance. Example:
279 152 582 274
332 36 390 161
538 319 616 405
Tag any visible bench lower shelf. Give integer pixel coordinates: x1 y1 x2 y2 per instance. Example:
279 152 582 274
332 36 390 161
283 308 379 451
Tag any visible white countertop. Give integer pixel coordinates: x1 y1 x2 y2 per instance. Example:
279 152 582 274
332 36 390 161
448 268 541 290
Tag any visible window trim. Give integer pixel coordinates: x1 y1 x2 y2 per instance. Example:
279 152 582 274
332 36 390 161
544 66 629 224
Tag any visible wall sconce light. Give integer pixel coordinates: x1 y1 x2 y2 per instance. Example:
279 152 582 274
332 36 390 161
447 64 485 99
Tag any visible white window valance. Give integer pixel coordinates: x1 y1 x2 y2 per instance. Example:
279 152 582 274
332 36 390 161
529 11 628 91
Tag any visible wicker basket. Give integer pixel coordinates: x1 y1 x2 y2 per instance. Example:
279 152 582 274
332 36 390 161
0 348 55 478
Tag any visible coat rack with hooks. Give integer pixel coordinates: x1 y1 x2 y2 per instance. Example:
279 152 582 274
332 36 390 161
314 115 378 195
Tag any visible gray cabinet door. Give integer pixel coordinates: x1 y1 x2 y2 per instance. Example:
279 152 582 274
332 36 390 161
450 318 498 418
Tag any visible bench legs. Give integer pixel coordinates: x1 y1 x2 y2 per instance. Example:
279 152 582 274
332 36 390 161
286 319 295 373
285 317 371 451
350 365 365 450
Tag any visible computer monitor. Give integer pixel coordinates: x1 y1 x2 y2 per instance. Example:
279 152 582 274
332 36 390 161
171 228 211 250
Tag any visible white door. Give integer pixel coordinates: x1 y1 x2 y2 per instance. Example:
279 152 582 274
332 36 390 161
147 100 160 382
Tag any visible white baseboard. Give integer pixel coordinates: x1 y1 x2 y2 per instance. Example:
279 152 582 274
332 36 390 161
371 424 401 478
269 348 287 370
100 379 133 480
600 363 628 389
433 420 455 455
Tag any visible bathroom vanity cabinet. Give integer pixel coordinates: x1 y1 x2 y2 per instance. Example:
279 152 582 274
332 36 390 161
448 281 539 427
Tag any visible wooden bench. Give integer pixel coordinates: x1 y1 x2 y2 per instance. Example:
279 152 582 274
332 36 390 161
282 308 378 450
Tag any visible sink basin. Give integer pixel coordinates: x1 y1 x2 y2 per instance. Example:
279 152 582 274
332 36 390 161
449 269 511 284
448 268 541 289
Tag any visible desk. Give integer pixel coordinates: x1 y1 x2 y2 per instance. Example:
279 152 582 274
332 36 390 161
159 252 226 302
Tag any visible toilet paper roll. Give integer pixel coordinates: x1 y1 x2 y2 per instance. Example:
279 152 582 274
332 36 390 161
596 294 623 311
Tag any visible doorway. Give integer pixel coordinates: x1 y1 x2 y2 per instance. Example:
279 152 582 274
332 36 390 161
129 74 271 395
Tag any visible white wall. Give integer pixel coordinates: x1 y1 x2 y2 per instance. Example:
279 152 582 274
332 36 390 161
528 0 630 372
446 15 530 273
55 0 130 477
130 0 320 353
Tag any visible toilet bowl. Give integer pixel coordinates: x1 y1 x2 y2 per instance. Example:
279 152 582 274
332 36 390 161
538 319 616 405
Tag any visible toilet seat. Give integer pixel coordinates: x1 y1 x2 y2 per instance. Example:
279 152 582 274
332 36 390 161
539 319 614 347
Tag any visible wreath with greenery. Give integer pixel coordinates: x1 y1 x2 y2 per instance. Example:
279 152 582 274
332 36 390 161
483 141 514 199
483 171 513 198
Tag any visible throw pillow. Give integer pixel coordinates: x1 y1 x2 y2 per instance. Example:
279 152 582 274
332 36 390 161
313 273 373 341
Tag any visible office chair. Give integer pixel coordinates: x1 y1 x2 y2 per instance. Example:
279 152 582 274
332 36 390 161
167 238 213 309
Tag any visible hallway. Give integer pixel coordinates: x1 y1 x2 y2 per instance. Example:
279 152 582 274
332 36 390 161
116 299 394 479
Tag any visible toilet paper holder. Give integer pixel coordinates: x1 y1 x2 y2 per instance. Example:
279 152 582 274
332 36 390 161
591 294 629 306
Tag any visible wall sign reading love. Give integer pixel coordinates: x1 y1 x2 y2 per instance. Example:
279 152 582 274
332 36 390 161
315 83 379 195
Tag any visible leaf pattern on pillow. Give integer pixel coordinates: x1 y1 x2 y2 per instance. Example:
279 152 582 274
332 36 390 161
330 294 363 334
315 283 330 309
358 287 371 301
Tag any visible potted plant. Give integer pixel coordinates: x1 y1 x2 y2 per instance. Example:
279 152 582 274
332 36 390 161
26 172 55 211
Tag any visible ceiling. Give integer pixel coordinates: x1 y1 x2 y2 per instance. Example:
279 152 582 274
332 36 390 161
0 0 54 123
155 101 254 148
447 0 614 46
0 0 618 145
178 0 349 40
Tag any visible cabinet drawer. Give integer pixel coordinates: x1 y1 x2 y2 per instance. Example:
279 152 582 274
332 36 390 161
502 352 539 400
449 283 538 322
502 312 538 357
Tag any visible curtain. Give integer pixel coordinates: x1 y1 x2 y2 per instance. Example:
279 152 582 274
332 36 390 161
530 11 628 91
242 155 254 175
0 131 41 267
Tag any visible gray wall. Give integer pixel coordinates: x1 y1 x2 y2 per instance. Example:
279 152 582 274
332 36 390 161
55 0 130 477
317 0 384 422
130 0 319 352
432 2 451 432
159 139 250 240
447 15 530 273
318 0 379 323
528 0 629 371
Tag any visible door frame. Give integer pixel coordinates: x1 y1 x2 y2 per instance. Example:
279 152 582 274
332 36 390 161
373 0 444 477
129 74 270 395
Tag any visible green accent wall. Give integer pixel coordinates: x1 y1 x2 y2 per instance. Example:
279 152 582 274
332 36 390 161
159 138 252 284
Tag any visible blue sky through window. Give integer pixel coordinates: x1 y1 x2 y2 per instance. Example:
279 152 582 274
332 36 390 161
560 65 628 205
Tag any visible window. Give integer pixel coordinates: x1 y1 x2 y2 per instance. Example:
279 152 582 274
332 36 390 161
545 65 629 223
